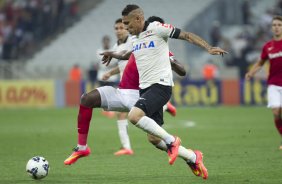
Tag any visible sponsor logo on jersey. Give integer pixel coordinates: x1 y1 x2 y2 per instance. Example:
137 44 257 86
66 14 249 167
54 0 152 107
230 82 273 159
133 41 155 51
269 51 282 59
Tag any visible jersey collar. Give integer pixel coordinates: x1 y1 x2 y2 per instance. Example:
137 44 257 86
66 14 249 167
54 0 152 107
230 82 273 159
142 21 150 31
117 35 129 45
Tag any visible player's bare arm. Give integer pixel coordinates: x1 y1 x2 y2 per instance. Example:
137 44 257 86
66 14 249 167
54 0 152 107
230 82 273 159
170 58 186 76
101 50 132 66
245 59 267 80
102 66 120 81
178 31 228 55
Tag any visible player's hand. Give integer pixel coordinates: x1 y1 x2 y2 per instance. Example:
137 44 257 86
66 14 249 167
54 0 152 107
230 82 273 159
208 47 228 56
102 73 111 81
100 51 113 66
245 72 253 80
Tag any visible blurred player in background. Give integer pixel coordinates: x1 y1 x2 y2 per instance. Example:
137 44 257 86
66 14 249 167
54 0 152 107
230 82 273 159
96 35 119 87
246 15 282 149
68 64 82 82
96 35 118 118
106 18 135 156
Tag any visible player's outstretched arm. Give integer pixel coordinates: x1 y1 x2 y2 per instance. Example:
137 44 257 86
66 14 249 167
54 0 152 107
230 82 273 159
178 31 228 56
101 50 132 66
245 59 266 80
170 58 186 76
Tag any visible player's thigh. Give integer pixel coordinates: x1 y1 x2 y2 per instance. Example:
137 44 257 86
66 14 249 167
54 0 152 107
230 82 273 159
136 84 172 116
267 85 282 108
150 108 164 126
119 89 140 110
96 86 128 112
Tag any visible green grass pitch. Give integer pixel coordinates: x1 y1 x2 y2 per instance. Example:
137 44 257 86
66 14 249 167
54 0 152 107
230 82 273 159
0 107 282 184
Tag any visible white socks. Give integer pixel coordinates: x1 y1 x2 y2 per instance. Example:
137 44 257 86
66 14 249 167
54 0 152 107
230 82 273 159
117 119 131 149
136 116 175 144
77 144 87 151
156 140 196 163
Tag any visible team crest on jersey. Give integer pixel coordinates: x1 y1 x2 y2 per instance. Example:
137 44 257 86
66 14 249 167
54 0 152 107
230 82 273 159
133 41 155 51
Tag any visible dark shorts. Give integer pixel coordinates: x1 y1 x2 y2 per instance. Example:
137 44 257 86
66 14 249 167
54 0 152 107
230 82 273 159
134 84 172 126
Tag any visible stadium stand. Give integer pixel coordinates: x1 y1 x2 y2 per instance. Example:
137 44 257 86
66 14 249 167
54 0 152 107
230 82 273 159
0 0 278 80
0 0 102 79
186 0 277 79
23 0 215 79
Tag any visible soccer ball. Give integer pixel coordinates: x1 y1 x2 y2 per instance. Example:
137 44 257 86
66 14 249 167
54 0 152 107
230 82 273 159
26 156 49 180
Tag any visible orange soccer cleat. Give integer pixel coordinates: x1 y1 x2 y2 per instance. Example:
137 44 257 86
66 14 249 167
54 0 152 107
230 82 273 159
167 136 181 165
114 148 134 156
187 150 208 179
64 146 91 165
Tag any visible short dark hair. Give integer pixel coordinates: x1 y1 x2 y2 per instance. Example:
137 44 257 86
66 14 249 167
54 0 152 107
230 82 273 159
122 4 140 16
147 16 165 23
115 18 122 24
272 15 282 22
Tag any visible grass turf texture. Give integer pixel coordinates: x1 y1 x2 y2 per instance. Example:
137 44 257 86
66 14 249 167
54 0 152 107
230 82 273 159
0 107 281 184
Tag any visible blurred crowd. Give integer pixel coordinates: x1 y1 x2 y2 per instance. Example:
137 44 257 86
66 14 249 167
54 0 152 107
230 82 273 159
1 0 280 81
0 0 79 61
207 0 282 79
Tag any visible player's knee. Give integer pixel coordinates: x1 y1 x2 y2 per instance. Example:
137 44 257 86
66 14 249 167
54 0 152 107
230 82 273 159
80 93 88 104
128 107 145 124
128 111 139 124
80 90 101 108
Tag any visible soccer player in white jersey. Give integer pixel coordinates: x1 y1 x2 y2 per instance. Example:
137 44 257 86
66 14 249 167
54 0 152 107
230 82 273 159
63 16 187 167
108 4 226 179
102 16 210 179
64 47 186 166
101 16 207 179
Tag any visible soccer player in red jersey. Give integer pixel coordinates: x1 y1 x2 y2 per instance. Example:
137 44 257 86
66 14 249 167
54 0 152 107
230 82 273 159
246 15 282 149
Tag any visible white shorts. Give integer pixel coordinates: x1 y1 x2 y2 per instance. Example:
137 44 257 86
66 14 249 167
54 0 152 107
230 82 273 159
267 85 282 108
97 86 139 112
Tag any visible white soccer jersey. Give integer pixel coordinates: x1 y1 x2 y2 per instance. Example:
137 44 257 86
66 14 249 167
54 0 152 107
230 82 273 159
112 36 136 79
132 21 180 89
